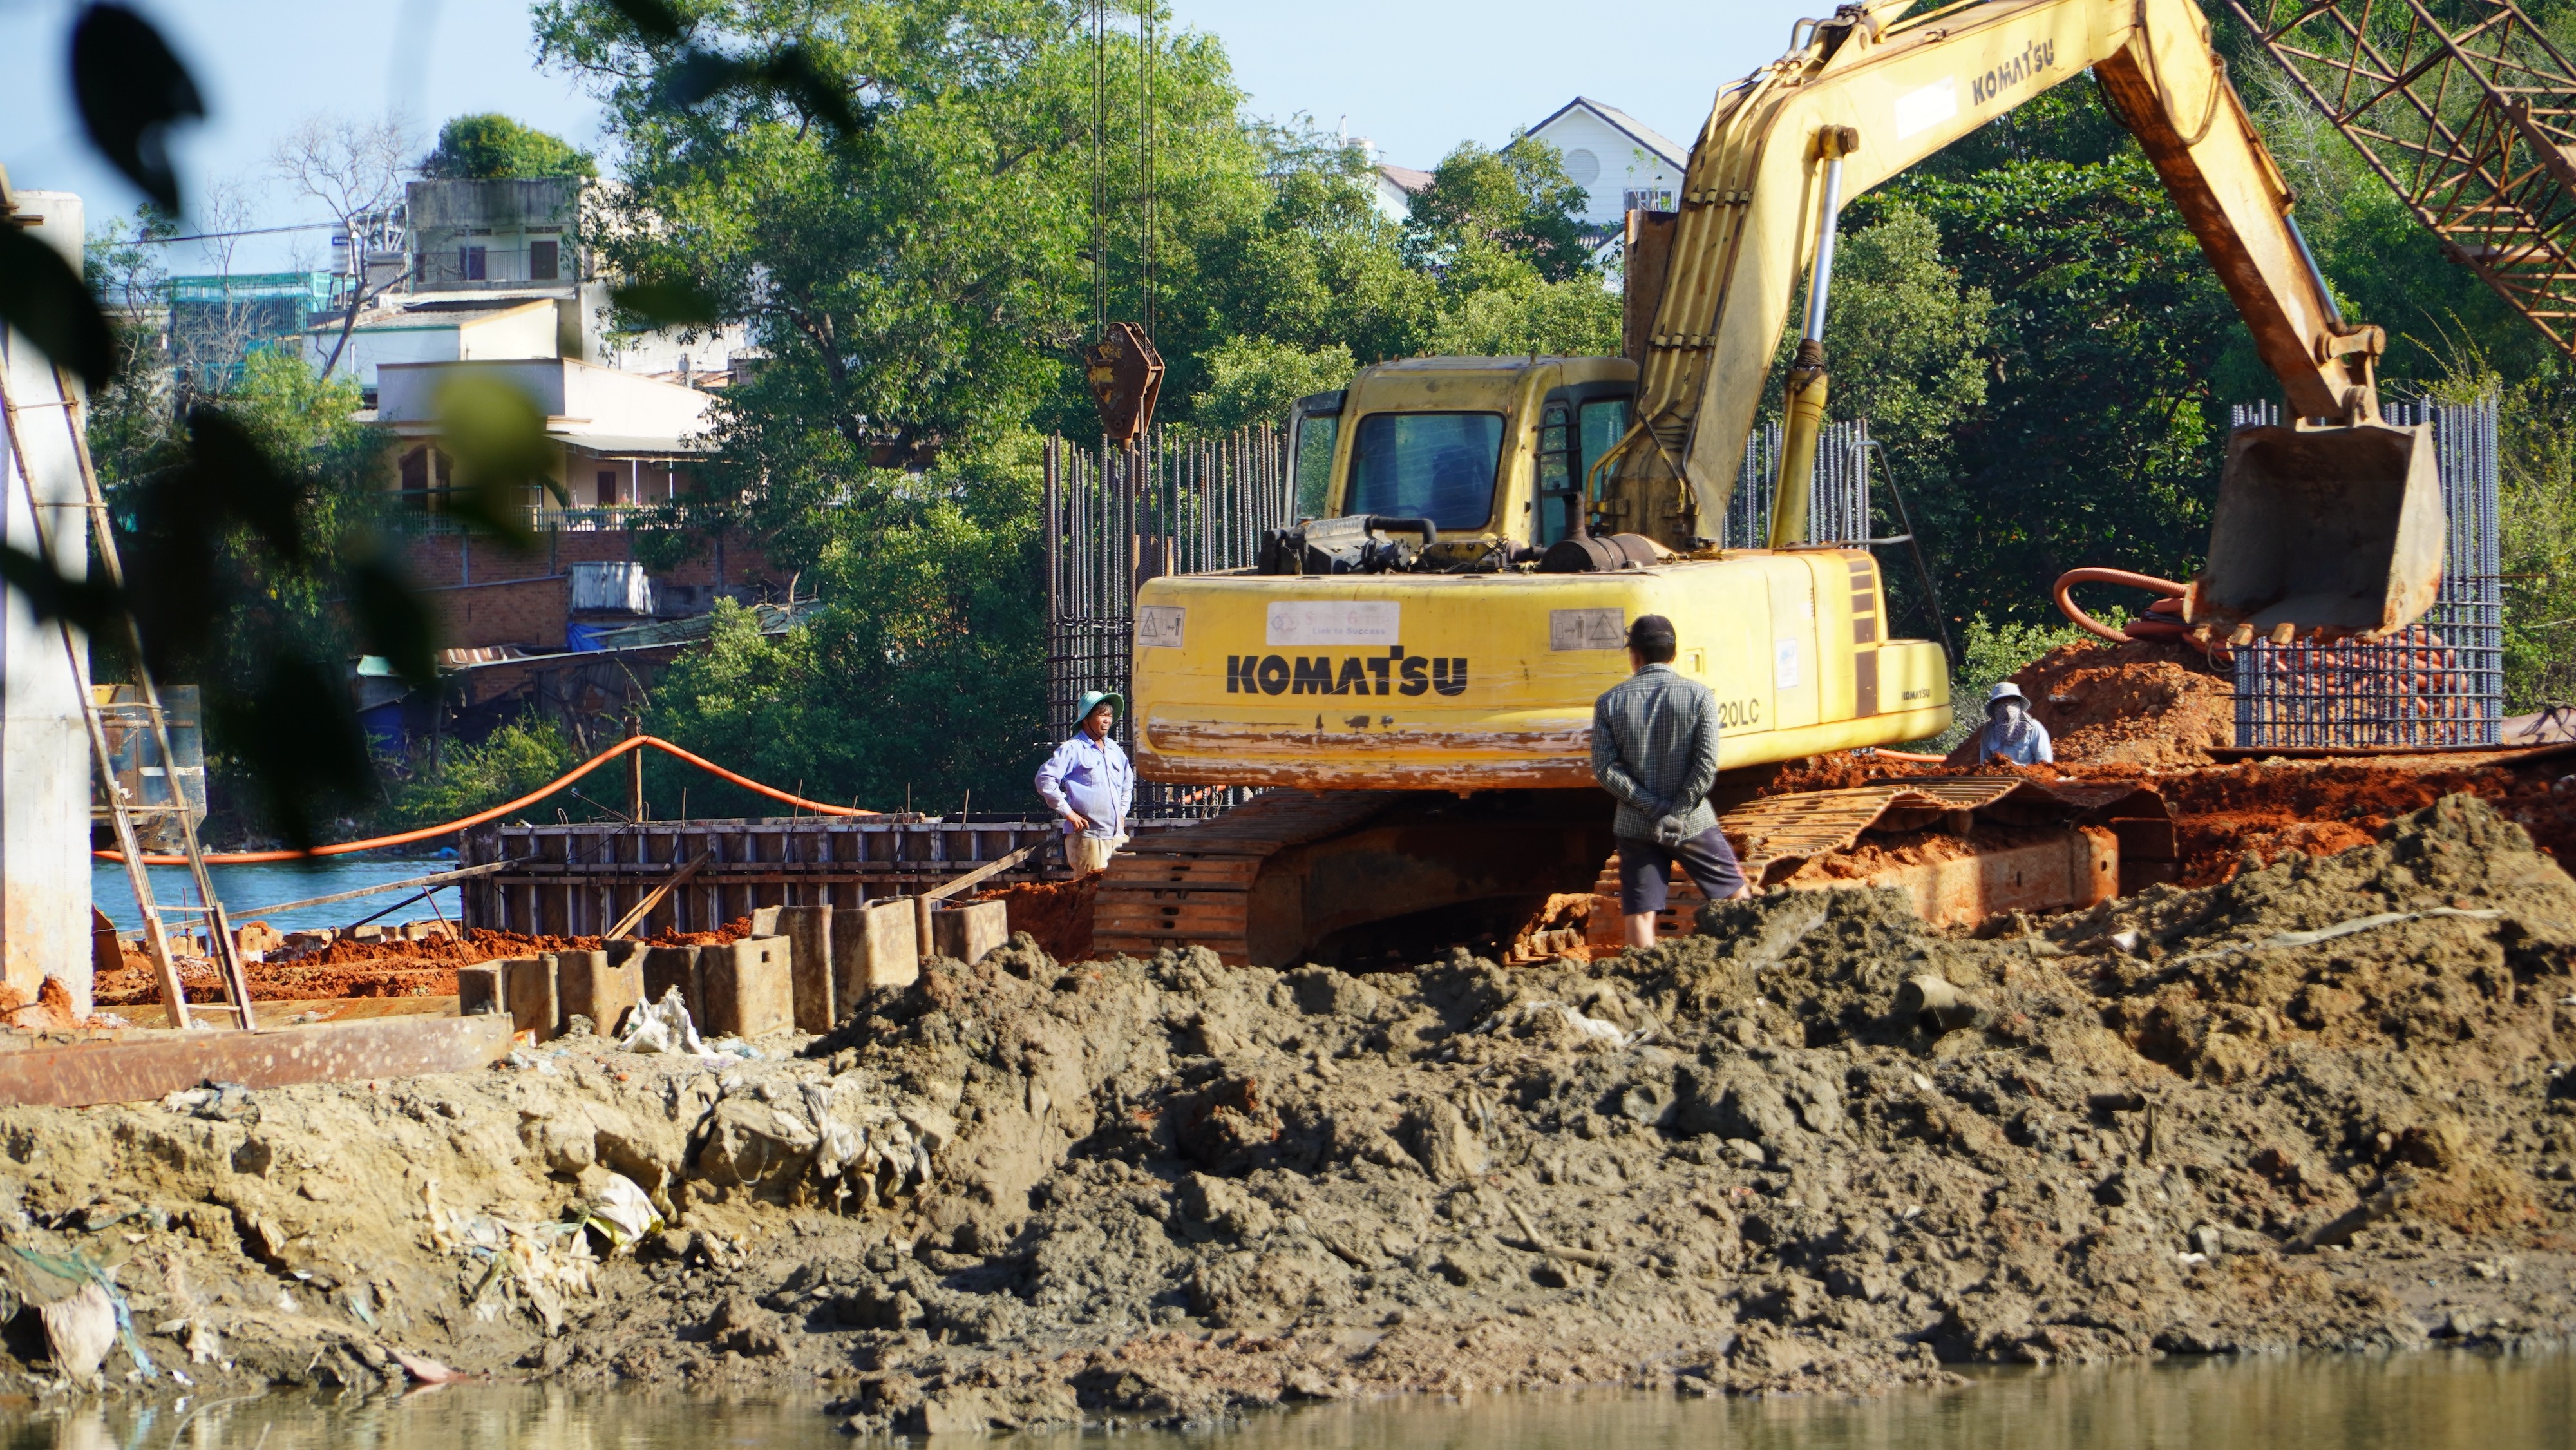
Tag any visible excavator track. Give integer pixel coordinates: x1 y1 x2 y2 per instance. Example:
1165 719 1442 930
1095 789 1619 967
1094 792 1407 963
1098 779 2173 968
1587 776 2173 947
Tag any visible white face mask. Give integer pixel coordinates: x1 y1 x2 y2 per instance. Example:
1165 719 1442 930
1995 700 2026 724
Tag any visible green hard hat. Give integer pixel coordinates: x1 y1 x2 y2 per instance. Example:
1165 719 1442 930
1075 690 1123 722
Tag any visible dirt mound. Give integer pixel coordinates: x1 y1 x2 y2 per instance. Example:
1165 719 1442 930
8 794 2567 1429
1942 637 2232 768
90 919 757 1007
985 873 1100 964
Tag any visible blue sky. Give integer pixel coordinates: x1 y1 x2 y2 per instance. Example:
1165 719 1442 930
0 0 1822 273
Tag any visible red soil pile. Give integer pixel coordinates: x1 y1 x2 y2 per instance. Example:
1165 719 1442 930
984 873 1100 963
1763 743 2576 892
2 976 84 1031
90 916 757 1006
1946 636 2235 768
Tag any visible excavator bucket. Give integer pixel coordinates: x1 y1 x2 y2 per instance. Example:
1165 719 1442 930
2184 419 2445 640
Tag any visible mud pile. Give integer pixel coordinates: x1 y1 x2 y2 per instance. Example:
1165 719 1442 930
2 797 2571 1432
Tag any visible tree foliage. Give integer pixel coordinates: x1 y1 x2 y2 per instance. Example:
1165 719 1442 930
534 0 1633 812
421 113 596 179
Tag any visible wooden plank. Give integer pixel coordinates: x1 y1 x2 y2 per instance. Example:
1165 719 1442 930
0 1015 515 1108
923 841 1045 902
607 854 710 939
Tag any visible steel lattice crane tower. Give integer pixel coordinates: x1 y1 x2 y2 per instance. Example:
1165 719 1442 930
2227 0 2576 353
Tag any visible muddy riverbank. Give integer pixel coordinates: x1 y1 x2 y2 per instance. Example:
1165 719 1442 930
2 795 2572 1435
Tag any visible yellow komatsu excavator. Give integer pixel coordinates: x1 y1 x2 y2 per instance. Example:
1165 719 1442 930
1104 0 2446 966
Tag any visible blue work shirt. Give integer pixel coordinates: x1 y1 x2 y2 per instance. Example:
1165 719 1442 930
1973 713 2055 766
1035 731 1135 839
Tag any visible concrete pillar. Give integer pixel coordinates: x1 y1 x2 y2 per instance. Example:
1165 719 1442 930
833 898 918 1006
931 900 1009 967
0 190 95 1015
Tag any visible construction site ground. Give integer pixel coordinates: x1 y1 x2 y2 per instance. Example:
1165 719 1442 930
3 637 2573 1431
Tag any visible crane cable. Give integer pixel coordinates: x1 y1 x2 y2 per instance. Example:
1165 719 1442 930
97 733 880 866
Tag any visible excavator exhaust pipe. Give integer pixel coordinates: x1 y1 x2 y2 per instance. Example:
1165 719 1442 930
2184 419 2445 641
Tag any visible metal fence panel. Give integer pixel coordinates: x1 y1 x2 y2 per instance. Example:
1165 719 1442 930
2230 396 2503 749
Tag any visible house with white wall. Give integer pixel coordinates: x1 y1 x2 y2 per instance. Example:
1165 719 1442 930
1522 97 1689 230
306 177 749 394
1365 96 1689 260
374 356 714 523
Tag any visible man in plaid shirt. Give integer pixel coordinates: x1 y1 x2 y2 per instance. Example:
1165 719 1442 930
1591 614 1749 947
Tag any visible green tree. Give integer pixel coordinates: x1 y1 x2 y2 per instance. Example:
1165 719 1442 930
420 113 596 180
82 205 179 488
1809 201 1993 479
1403 135 1598 285
1187 336 1354 432
378 716 576 830
1857 148 2235 627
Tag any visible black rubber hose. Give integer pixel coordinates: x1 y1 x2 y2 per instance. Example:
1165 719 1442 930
1366 516 1438 548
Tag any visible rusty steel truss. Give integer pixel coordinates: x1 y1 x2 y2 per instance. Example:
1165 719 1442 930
2227 0 2576 352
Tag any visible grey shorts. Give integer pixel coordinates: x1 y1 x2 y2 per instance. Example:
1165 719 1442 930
1616 827 1747 915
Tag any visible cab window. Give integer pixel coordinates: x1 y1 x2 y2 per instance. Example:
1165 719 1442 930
1288 390 1343 519
1535 403 1577 546
1532 396 1633 546
1346 412 1504 530
1577 397 1630 484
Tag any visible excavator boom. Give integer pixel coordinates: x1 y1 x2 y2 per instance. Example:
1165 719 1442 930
1616 0 2444 639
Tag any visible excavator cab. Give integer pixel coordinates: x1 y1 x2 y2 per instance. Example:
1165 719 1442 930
2192 416 2446 640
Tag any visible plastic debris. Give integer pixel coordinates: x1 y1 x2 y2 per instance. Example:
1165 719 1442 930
583 1174 663 1255
421 1178 597 1335
390 1348 465 1384
618 986 708 1056
157 1082 256 1123
6 1243 156 1381
39 1283 117 1382
2168 906 2504 966
1472 999 1642 1047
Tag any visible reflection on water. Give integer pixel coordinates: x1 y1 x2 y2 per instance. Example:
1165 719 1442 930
5 1352 2571 1449
90 857 464 937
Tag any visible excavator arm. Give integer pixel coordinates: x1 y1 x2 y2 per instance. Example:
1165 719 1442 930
1612 0 2444 640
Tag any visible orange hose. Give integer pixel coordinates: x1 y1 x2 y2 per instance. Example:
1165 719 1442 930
97 733 878 865
2053 567 2189 644
1868 749 1950 763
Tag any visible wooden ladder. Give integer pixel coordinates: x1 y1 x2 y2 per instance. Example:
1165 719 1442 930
0 348 255 1031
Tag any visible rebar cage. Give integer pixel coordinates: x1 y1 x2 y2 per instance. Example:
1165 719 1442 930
1042 427 1291 818
2230 396 2504 750
1730 418 1873 548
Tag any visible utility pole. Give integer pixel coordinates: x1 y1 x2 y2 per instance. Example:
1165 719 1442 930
626 714 644 822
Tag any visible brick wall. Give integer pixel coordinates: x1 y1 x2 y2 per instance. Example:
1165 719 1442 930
399 528 779 651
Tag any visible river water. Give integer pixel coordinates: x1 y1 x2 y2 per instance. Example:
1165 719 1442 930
90 856 466 937
4 1352 2570 1449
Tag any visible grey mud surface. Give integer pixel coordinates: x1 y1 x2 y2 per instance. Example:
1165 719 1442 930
3 796 2574 1435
